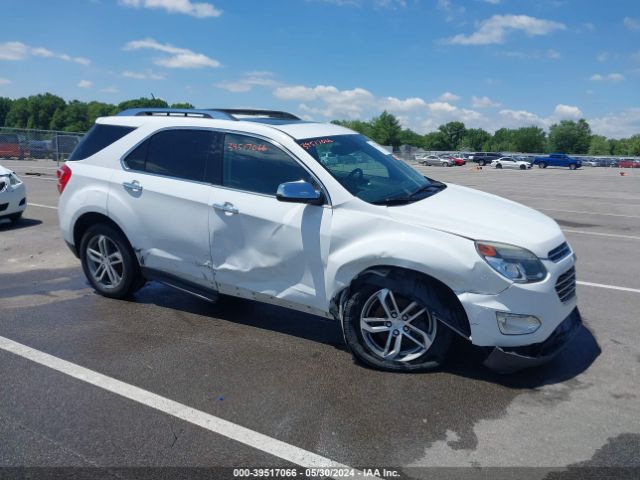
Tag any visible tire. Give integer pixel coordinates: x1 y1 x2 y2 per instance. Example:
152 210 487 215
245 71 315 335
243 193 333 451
342 280 453 372
520 164 526 170
441 162 449 167
539 162 547 169
480 160 487 166
569 164 577 170
79 223 144 299
496 163 502 169
9 212 22 223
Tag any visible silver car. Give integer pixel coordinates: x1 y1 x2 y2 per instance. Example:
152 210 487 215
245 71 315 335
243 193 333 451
417 154 453 167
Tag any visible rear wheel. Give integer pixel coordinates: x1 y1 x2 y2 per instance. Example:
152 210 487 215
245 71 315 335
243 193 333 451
520 164 526 170
496 163 503 169
480 160 487 166
569 164 577 170
342 281 452 372
80 224 144 299
539 162 547 169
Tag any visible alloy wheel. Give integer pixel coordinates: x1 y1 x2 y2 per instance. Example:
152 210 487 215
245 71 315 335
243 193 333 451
85 235 124 289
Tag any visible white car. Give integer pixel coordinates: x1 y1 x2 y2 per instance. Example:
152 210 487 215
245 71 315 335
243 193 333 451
491 157 532 170
0 165 27 223
57 108 580 373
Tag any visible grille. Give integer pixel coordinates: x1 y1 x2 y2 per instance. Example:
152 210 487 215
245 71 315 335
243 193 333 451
556 267 576 303
548 242 571 262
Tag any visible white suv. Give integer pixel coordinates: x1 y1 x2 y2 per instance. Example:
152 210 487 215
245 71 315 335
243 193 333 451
58 108 580 373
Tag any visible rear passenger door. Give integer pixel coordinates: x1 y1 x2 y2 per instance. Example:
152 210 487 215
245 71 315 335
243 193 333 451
108 128 221 289
208 132 332 313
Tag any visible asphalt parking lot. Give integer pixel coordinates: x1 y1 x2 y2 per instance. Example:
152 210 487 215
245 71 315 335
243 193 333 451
1 159 639 479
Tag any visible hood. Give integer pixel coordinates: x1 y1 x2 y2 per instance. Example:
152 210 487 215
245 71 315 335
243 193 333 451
386 183 565 258
0 165 12 176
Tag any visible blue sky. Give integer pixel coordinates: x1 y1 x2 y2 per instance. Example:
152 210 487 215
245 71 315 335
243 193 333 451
1 0 639 137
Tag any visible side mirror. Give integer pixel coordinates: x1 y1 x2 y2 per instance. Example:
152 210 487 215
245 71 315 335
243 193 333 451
276 180 324 205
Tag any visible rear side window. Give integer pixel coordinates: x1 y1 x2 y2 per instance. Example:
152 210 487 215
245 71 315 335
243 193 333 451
69 125 134 161
123 129 220 183
223 133 311 195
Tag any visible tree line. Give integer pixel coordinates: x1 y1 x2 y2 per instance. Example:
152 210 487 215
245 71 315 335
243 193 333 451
0 93 638 156
333 112 640 156
0 93 194 133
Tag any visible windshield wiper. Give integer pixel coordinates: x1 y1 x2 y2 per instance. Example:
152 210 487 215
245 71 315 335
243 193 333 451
372 182 446 206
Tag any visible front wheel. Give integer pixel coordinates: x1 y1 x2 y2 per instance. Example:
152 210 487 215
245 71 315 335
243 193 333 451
480 160 487 166
539 162 547 169
496 163 502 169
569 164 577 170
520 164 526 170
342 283 452 372
80 224 144 299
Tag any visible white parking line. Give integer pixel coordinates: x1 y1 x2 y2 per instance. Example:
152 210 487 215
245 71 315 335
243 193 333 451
563 229 640 241
538 208 640 219
577 281 640 294
0 335 378 479
28 203 58 210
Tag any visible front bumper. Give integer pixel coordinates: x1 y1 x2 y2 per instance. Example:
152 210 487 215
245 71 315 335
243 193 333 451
0 185 27 219
483 307 582 372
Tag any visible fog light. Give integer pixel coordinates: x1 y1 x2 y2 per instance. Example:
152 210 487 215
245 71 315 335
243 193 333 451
496 312 541 335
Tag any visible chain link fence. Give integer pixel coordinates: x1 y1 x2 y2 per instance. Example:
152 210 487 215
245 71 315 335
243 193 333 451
0 127 85 166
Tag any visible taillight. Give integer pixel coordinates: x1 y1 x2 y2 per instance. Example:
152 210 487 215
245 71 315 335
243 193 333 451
56 164 72 194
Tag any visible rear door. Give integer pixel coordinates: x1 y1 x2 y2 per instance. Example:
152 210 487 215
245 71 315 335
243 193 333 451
208 132 332 313
108 128 221 289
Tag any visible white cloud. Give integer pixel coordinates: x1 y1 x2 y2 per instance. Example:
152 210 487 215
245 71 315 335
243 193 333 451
443 14 566 45
119 0 222 18
589 108 640 138
77 80 92 88
101 86 119 93
124 38 220 69
275 85 376 118
0 77 10 85
0 41 89 65
379 96 427 112
553 104 582 119
122 70 165 80
437 0 465 22
216 72 278 93
437 91 460 102
471 96 501 108
623 16 640 31
591 73 625 83
499 109 547 129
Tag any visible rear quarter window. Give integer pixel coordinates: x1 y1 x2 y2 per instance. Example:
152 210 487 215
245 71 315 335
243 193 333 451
68 125 135 161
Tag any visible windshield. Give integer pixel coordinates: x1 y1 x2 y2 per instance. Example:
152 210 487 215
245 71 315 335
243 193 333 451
297 134 444 205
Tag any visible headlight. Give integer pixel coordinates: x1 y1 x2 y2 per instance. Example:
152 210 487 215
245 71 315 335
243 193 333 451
476 241 547 283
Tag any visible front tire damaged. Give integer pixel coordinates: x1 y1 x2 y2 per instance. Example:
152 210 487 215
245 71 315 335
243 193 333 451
334 268 471 372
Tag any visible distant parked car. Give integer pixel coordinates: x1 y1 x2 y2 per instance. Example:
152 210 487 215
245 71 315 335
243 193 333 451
447 154 466 166
491 157 532 170
24 139 54 159
533 153 582 170
0 165 27 223
470 152 502 166
417 154 453 167
0 133 25 159
51 134 82 161
618 159 640 168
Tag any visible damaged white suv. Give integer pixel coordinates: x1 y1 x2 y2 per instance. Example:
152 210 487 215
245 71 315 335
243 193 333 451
58 108 580 372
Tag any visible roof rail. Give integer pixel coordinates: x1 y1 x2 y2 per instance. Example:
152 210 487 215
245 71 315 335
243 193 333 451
210 109 301 120
116 108 235 120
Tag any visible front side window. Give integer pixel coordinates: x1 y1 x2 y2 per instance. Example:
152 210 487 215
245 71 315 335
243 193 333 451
124 129 220 183
298 134 445 205
223 133 311 195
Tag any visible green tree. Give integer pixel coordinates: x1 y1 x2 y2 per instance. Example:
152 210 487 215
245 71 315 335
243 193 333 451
512 126 546 153
460 128 491 151
628 135 640 156
487 128 515 152
4 97 30 128
588 135 611 155
437 121 466 150
117 97 169 111
399 128 424 147
331 119 374 138
0 97 12 126
87 101 117 125
370 111 403 147
548 119 592 154
422 131 445 150
170 102 195 109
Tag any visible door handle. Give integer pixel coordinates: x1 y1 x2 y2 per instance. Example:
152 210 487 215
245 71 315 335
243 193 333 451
123 180 143 193
213 202 239 215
